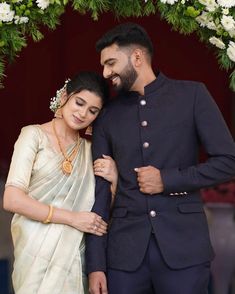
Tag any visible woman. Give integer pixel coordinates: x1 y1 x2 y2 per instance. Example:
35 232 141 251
3 72 117 294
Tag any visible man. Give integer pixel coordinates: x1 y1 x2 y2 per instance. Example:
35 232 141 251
86 22 235 294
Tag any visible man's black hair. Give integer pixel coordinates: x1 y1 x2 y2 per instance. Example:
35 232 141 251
96 22 154 59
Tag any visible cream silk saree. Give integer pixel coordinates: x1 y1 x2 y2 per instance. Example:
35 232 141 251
6 125 95 294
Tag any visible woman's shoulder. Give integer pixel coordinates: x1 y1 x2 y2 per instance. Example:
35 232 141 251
22 122 53 135
13 124 43 149
20 124 41 136
19 124 50 143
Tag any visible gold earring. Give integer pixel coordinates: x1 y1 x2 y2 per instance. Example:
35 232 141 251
85 125 93 136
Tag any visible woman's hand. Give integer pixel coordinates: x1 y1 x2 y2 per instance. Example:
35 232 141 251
94 155 118 207
4 186 107 236
94 155 118 185
70 211 107 236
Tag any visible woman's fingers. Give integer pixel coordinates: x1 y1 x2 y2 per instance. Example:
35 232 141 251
88 214 108 236
89 223 107 236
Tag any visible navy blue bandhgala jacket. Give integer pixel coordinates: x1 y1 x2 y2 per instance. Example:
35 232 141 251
85 73 235 273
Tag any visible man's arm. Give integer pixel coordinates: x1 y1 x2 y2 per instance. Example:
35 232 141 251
86 111 112 274
161 83 235 194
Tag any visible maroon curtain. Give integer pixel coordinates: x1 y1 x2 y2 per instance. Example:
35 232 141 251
0 7 233 170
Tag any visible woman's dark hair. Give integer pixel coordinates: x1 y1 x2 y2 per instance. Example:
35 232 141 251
96 22 153 60
66 71 109 105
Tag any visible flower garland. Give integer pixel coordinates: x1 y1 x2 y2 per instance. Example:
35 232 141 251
0 0 235 90
156 0 235 90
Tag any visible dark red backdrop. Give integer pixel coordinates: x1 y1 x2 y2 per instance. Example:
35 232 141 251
0 6 233 171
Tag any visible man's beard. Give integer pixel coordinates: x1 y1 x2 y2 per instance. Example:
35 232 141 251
114 60 138 92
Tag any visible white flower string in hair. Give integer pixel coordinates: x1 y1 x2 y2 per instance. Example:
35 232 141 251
49 78 71 113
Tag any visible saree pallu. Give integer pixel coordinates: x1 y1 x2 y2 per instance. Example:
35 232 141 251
6 125 95 294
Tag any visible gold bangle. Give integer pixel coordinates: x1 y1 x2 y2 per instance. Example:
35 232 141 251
43 205 54 224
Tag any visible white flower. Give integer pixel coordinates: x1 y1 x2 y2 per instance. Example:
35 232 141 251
160 0 179 4
217 0 235 8
14 15 29 24
209 36 226 49
196 12 212 27
206 21 217 30
222 8 229 15
221 15 235 32
49 79 71 113
227 41 235 62
0 2 15 22
228 29 235 38
198 0 218 11
36 0 50 10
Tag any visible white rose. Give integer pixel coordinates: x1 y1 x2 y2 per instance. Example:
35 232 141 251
209 36 226 49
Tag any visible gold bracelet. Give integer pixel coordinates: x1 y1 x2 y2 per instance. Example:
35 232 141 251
43 205 54 224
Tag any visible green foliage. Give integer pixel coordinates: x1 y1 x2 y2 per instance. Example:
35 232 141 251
0 0 234 91
0 26 26 62
72 0 110 20
217 50 234 71
143 1 156 16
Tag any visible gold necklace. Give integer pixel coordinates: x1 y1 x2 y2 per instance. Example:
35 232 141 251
52 119 81 175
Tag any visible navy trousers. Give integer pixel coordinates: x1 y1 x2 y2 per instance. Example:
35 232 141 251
107 235 210 294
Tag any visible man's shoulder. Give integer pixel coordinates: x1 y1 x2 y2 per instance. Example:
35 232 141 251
165 74 204 89
161 74 209 100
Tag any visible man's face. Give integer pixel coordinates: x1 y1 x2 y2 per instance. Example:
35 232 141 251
100 43 138 92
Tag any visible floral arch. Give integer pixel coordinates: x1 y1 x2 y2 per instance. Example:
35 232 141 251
0 0 235 90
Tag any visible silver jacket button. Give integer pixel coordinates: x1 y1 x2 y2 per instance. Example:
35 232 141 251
143 142 149 148
141 121 148 127
149 210 157 217
140 100 146 106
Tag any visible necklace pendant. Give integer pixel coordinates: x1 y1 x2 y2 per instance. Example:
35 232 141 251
62 160 73 175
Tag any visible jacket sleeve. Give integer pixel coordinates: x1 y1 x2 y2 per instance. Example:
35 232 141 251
161 83 235 194
85 111 112 274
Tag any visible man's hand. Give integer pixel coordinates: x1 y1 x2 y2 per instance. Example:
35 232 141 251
135 165 164 194
89 271 108 294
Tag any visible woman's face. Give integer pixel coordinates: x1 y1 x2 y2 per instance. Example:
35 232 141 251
61 89 103 130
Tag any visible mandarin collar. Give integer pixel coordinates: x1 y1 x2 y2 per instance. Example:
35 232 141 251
126 71 166 99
